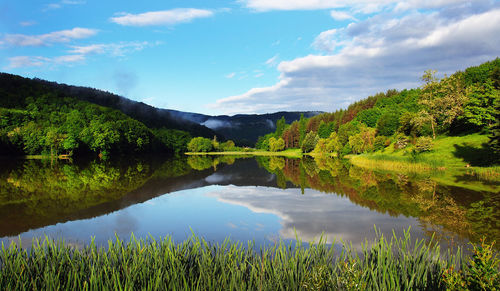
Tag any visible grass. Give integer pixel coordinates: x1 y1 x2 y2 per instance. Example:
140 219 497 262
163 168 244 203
186 148 303 158
349 155 442 174
1 230 499 290
349 134 500 186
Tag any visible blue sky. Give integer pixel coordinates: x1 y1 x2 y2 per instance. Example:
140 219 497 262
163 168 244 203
1 1 499 115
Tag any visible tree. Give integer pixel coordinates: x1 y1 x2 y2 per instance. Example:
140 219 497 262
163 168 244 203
420 70 468 138
376 112 400 136
212 136 220 151
301 132 319 153
220 140 235 151
357 108 382 127
299 114 307 146
460 80 498 130
349 126 376 154
187 137 213 152
275 116 286 138
269 137 285 152
420 69 439 139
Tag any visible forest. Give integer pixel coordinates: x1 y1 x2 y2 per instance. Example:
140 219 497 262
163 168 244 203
0 73 207 157
254 59 500 165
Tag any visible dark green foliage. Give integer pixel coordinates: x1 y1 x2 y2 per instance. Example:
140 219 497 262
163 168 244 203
0 93 175 156
464 58 500 87
338 120 361 145
301 132 319 153
0 73 218 139
460 80 498 130
356 107 382 127
317 121 336 138
376 112 400 136
153 128 192 153
275 116 286 138
374 136 389 151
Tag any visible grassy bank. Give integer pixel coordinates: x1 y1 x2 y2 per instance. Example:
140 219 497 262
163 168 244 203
1 231 498 290
186 148 303 158
349 134 500 183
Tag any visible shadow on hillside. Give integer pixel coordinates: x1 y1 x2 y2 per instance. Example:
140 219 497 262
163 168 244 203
453 142 497 167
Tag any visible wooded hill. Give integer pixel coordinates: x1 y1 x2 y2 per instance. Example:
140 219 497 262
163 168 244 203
256 59 500 164
0 73 222 157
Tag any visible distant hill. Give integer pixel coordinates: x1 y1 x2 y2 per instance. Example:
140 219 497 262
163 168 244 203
0 73 321 146
167 110 322 146
0 73 218 139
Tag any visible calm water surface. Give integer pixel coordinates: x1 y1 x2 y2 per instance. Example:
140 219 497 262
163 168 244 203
0 155 498 249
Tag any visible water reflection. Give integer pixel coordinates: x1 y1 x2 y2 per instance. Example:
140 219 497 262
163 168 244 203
0 155 498 249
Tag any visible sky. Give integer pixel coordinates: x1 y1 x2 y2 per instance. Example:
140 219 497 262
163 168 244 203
0 0 499 115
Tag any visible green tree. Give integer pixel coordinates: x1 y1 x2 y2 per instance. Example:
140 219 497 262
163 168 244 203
299 114 307 146
420 71 468 138
187 137 213 152
220 140 235 151
357 107 382 127
376 112 400 136
275 116 286 138
301 132 319 153
460 80 498 129
269 137 285 152
349 126 376 154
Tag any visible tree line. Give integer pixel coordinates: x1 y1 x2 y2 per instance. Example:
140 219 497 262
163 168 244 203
256 59 500 161
0 92 192 157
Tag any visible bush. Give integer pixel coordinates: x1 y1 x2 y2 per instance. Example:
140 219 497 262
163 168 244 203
414 136 433 153
374 136 389 151
394 134 409 150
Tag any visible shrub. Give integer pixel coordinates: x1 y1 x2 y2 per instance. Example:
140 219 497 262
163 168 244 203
394 134 409 150
414 136 433 153
374 136 389 151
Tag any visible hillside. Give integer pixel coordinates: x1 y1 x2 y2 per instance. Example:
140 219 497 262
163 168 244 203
0 73 219 139
256 58 500 166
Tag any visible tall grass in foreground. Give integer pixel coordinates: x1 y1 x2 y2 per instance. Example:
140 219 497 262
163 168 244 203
1 230 499 290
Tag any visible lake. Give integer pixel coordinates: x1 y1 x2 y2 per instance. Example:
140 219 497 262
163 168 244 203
1 155 498 250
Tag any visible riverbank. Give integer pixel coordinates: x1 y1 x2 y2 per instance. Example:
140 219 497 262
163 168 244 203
348 134 500 183
186 148 303 158
1 231 498 290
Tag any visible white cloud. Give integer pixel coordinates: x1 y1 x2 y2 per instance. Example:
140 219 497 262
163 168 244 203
312 29 347 52
242 0 479 12
68 41 151 57
1 28 97 47
19 21 37 27
110 8 214 26
330 10 356 20
7 54 82 68
43 0 85 11
212 7 500 114
225 72 236 78
265 54 279 67
7 56 47 68
7 41 154 69
206 186 422 246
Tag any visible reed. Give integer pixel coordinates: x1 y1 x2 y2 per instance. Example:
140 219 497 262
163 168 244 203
0 230 498 290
